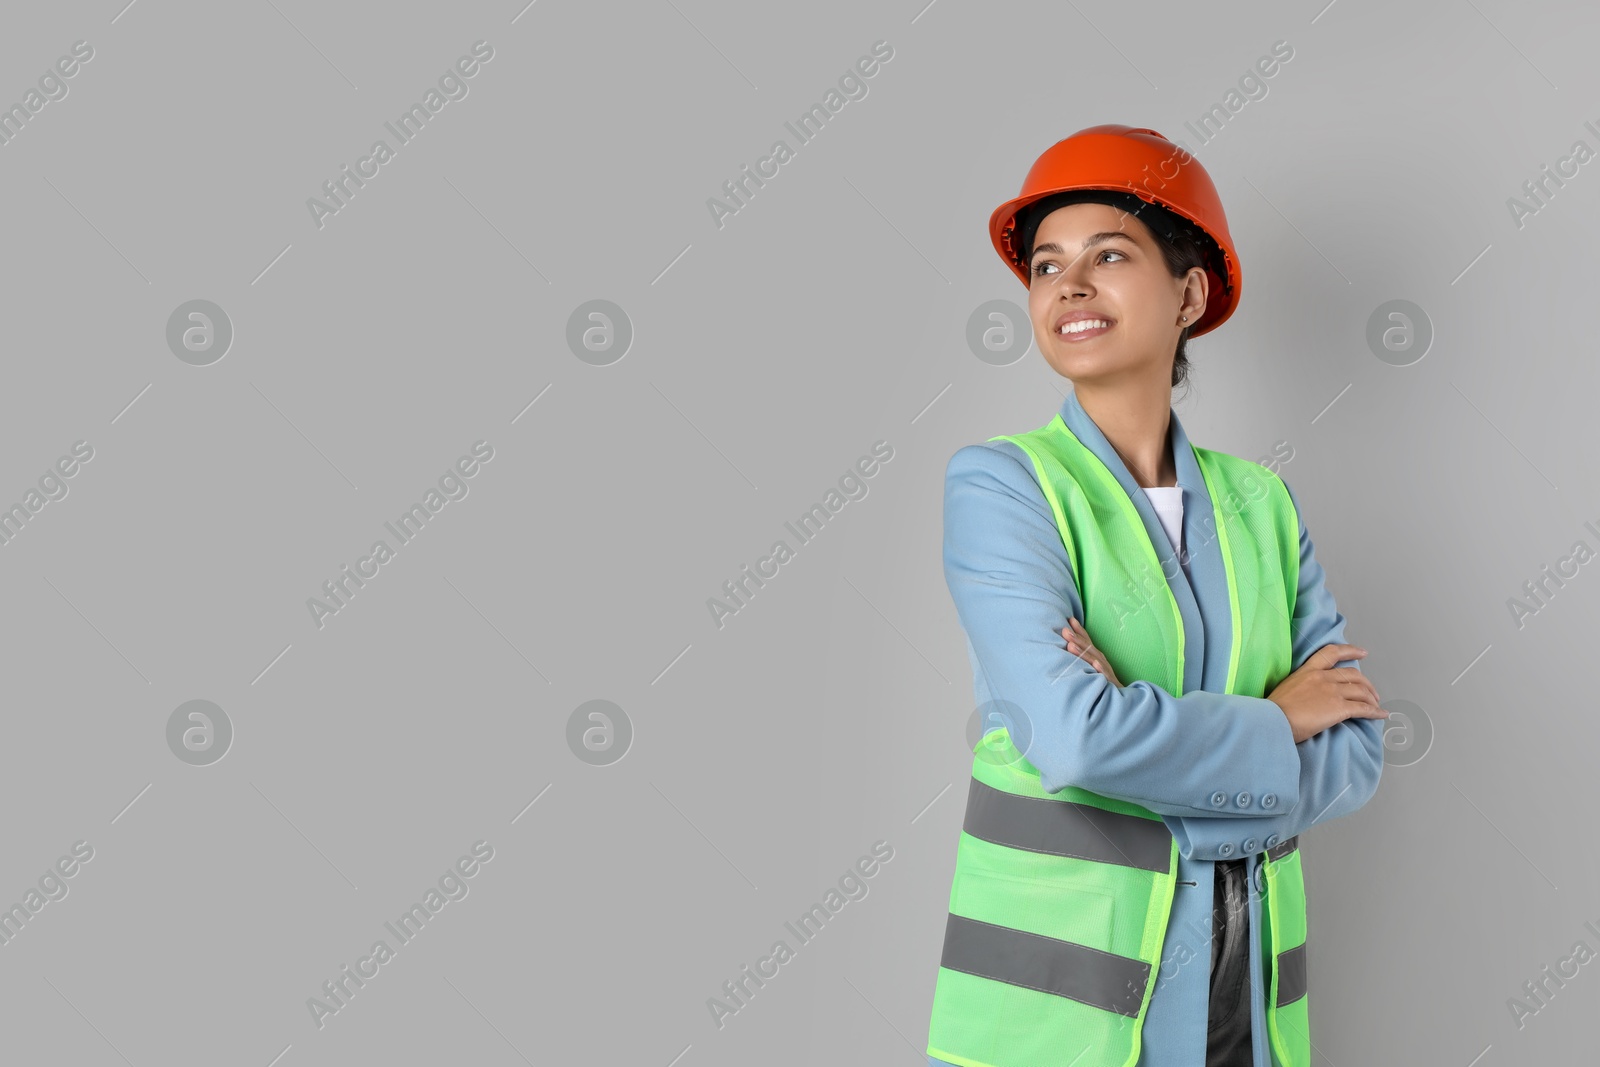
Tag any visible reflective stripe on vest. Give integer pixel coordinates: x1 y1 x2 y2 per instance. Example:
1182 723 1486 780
926 414 1313 1067
961 777 1174 873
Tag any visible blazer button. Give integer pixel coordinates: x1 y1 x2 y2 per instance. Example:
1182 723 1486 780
1235 791 1252 808
1218 842 1234 856
1264 834 1280 849
1242 837 1258 853
1211 791 1228 807
1261 793 1276 809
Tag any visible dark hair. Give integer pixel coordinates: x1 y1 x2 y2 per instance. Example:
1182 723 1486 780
1015 190 1219 392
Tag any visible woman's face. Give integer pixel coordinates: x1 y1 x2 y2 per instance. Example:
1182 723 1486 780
1025 201 1206 387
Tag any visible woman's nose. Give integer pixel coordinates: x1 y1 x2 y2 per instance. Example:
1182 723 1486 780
1057 253 1097 292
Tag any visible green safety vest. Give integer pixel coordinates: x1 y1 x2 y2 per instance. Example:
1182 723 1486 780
927 413 1312 1067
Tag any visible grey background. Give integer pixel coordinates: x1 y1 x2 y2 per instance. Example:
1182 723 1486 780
0 0 1594 1064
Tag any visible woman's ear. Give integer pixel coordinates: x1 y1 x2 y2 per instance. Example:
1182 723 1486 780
1180 267 1209 325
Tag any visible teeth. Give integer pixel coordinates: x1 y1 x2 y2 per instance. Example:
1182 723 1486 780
1060 319 1109 334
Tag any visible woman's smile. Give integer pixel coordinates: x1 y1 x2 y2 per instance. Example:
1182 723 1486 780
1054 311 1115 342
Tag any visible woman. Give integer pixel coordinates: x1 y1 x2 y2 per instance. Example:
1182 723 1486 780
924 126 1389 1067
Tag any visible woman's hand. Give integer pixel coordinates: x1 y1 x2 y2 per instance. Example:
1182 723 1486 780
1062 617 1122 687
1266 643 1390 744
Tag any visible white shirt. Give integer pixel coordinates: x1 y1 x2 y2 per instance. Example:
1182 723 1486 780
1142 485 1185 571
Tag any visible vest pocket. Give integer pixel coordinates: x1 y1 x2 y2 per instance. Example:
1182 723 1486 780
951 847 1117 950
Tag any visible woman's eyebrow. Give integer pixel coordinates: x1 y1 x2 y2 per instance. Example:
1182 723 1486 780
1031 232 1138 260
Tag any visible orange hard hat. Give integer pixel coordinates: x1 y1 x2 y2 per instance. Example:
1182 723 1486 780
989 124 1242 337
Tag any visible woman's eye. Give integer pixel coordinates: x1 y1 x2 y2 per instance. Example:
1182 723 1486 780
1030 250 1125 276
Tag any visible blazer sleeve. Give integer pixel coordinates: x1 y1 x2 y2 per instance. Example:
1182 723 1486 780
943 442 1301 820
1162 477 1386 860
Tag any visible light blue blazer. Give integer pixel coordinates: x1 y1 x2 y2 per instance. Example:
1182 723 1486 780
928 389 1384 1067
